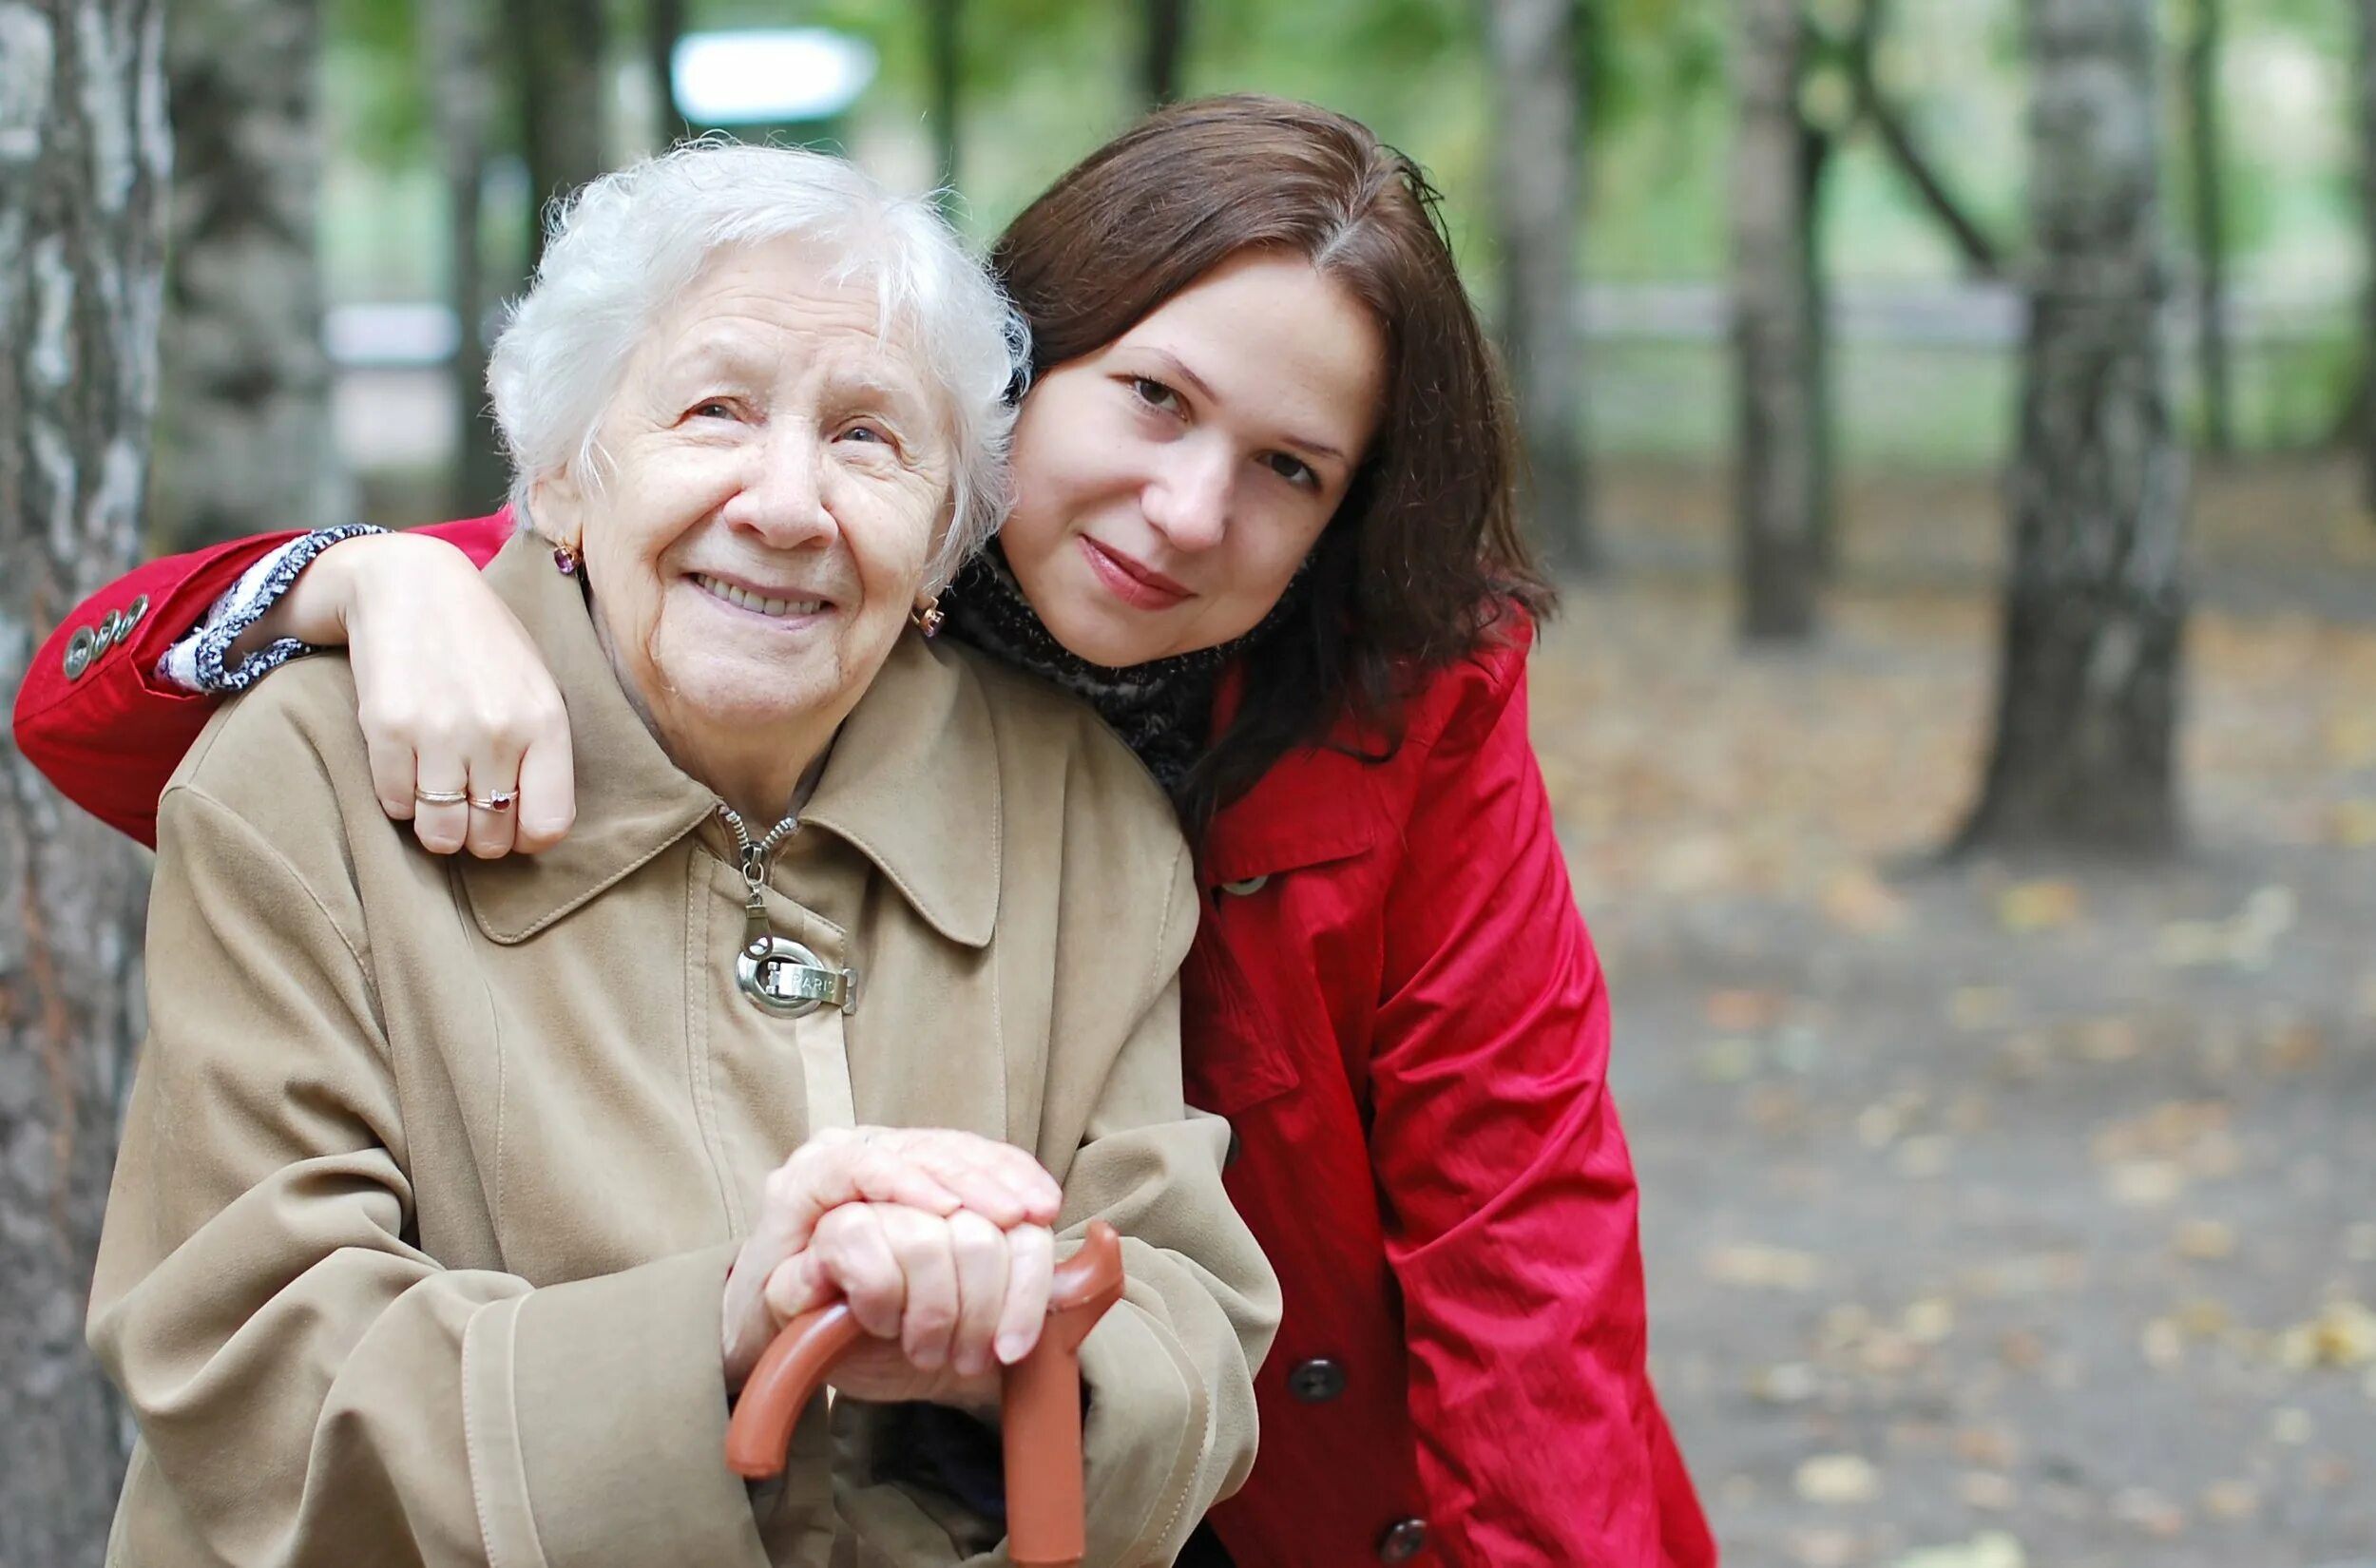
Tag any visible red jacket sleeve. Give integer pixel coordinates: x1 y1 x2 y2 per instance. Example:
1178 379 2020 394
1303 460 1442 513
11 513 516 848
1369 627 1713 1567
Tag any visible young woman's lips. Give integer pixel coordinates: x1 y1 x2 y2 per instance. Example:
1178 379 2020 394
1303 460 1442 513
1079 537 1191 611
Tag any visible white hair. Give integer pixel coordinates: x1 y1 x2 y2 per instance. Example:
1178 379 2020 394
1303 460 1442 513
486 139 1029 591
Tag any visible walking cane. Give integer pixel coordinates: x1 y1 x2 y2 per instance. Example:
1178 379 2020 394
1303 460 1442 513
726 1220 1127 1568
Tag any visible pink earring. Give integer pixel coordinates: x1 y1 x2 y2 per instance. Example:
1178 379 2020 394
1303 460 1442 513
552 544 581 576
911 598 945 639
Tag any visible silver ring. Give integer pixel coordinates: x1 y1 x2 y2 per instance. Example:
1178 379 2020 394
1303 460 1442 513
469 790 517 813
413 787 469 807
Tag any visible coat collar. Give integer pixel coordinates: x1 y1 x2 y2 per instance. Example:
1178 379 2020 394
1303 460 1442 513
461 533 1000 948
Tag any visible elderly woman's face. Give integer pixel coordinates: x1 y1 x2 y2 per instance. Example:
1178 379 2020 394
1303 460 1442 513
547 236 953 765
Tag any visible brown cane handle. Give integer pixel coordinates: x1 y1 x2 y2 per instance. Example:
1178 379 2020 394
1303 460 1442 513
724 1220 1127 1568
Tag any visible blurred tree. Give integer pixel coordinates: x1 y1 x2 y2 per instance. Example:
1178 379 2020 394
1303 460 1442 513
509 0 609 268
422 0 508 514
2359 0 2376 510
153 0 348 548
1145 0 1189 105
1731 0 1819 639
1959 0 2186 855
1485 0 1596 573
0 2 171 1560
650 0 688 143
927 0 963 198
2183 0 2232 454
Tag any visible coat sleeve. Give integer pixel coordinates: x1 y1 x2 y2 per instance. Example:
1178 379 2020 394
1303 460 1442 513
87 779 776 1568
11 513 514 848
1367 629 1711 1567
1031 838 1283 1568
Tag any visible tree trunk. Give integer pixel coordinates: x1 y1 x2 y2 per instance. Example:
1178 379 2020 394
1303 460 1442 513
2184 0 2232 455
1731 0 1819 640
1485 0 1596 574
509 0 609 270
422 0 508 515
0 3 171 1561
1142 0 1187 106
1958 0 2186 856
648 0 685 143
926 0 961 206
2358 0 2376 513
152 0 345 549
1799 105 1838 578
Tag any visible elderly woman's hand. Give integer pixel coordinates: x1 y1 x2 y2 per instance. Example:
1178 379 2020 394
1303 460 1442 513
722 1128 1063 1398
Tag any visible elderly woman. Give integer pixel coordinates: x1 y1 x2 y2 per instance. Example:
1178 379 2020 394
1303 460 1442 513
86 143 1275 1568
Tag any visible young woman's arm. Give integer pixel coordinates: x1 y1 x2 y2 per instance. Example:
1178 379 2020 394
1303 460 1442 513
12 512 565 853
1369 632 1716 1568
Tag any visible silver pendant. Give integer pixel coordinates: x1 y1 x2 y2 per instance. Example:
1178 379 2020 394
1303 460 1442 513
737 935 857 1018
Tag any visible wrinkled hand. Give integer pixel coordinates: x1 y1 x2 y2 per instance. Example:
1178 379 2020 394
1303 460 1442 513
300 531 577 858
722 1127 1063 1402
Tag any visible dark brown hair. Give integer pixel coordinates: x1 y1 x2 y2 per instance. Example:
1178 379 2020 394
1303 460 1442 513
991 94 1554 824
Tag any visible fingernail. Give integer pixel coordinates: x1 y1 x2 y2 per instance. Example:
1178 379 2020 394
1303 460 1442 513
996 1331 1029 1365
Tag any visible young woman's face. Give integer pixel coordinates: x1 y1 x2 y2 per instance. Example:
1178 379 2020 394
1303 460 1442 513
998 251 1387 668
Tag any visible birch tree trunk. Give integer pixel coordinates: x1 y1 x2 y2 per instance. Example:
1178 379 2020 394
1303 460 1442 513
1731 0 1819 639
0 2 171 1559
1485 0 1596 573
927 0 962 204
422 0 507 514
1958 0 2186 855
153 0 345 549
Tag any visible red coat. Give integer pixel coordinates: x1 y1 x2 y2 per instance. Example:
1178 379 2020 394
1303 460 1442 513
14 513 1714 1568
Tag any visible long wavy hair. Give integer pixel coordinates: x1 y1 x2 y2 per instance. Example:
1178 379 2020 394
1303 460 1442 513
992 95 1554 825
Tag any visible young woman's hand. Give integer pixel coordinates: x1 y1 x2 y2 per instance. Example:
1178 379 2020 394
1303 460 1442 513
250 532 577 857
721 1127 1064 1400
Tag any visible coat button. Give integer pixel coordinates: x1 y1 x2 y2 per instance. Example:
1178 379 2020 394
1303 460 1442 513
1377 1518 1429 1562
63 625 98 680
1287 1357 1345 1403
124 592 149 632
97 608 124 649
1218 874 1269 896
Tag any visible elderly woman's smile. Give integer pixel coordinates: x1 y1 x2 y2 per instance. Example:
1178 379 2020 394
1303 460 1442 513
539 235 958 819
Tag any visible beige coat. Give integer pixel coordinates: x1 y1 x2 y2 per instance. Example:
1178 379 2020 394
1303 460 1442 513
88 535 1278 1568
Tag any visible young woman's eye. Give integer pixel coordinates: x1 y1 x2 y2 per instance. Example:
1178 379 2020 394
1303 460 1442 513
1265 451 1318 488
1128 376 1183 415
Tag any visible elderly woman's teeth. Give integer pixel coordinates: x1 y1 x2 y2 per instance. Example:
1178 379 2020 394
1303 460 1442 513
694 575 822 618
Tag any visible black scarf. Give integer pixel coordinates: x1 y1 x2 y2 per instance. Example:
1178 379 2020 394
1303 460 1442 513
943 544 1304 798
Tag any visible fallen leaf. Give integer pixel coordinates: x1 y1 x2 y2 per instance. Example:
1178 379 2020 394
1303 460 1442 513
1957 1473 2017 1513
1822 866 1909 935
1996 879 2081 933
1703 1243 1821 1291
2173 1219 2237 1261
1795 1453 1881 1505
1947 986 2012 1031
1892 1532 2025 1568
2107 1160 2186 1207
2273 1300 2376 1369
2329 799 2376 847
1753 1362 1820 1405
1903 1298 1956 1345
2141 1318 2184 1368
1705 988 1790 1032
2200 1481 2258 1522
2112 1487 2186 1538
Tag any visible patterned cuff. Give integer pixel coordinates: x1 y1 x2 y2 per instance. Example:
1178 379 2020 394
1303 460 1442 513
163 525 387 696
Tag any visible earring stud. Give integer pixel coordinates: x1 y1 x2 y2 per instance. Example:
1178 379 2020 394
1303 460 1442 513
911 598 945 639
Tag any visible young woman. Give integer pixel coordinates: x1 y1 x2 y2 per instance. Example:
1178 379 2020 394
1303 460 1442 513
17 97 1714 1568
